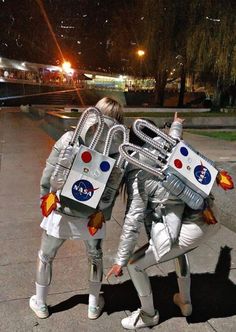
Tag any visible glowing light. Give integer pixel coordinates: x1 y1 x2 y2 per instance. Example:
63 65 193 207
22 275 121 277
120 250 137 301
62 61 72 73
206 16 220 22
137 49 145 57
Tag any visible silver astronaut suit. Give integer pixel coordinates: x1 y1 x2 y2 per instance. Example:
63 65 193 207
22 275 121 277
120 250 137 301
114 119 187 266
114 119 218 313
37 107 128 287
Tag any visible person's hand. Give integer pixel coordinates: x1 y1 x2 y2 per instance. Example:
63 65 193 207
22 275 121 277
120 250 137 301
174 112 185 124
106 264 123 280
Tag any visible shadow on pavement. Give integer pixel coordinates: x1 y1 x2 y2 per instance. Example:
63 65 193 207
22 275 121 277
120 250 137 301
50 246 236 324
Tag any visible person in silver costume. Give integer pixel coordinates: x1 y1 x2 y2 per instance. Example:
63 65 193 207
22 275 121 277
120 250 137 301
29 97 124 320
107 113 219 330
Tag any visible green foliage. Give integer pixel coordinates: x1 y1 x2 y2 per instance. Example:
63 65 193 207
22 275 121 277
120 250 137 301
187 0 236 82
187 130 236 141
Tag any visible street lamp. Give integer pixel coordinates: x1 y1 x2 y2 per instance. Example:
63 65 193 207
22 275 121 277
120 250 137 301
137 49 145 57
62 61 72 73
136 49 145 77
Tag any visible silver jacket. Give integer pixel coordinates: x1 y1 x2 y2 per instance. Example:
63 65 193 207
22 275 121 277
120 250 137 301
114 121 186 266
40 115 122 218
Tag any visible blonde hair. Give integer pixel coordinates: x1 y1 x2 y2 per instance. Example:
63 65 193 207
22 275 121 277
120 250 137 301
95 97 124 124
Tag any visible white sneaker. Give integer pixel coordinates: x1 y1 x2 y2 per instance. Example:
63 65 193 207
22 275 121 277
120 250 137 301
121 308 159 330
88 295 105 320
29 295 49 319
173 293 192 316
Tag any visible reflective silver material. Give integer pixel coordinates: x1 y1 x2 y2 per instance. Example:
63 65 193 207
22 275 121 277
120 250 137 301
127 246 190 297
36 252 52 286
50 107 104 192
86 239 103 282
70 107 104 150
163 173 204 210
119 119 214 210
103 124 129 168
119 143 204 210
88 258 103 282
174 254 190 278
119 143 165 179
99 124 129 219
133 118 177 153
36 232 65 286
59 123 129 219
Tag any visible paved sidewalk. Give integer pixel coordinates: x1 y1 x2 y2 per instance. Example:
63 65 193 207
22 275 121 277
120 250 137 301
0 108 236 332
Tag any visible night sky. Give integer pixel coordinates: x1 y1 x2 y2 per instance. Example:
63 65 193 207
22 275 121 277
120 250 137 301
0 0 133 71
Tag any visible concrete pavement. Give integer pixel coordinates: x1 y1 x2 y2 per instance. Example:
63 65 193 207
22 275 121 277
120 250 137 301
0 108 236 332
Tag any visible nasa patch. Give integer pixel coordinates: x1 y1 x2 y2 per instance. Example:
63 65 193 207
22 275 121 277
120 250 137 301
72 179 98 201
194 164 211 185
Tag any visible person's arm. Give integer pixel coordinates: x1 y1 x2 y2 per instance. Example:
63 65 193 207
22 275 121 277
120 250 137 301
40 131 73 197
107 170 148 279
168 112 184 140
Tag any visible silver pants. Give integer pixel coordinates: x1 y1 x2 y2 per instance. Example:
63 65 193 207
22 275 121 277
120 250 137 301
128 243 190 297
36 231 103 286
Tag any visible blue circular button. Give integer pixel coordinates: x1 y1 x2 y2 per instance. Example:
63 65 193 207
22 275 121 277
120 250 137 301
180 147 188 156
100 161 110 172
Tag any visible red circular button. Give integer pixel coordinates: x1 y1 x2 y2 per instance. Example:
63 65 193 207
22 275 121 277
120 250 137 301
174 159 182 169
81 151 92 163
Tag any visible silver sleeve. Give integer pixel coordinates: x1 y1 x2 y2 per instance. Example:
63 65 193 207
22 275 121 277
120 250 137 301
169 121 183 140
40 132 72 197
114 170 148 266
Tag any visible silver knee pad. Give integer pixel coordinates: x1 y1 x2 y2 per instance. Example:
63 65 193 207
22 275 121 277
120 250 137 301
88 257 103 282
36 250 53 286
174 254 190 278
86 239 103 282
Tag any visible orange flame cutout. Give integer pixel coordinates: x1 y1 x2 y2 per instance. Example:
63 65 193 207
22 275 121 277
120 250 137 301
41 192 59 217
87 211 105 236
216 170 234 190
202 207 218 224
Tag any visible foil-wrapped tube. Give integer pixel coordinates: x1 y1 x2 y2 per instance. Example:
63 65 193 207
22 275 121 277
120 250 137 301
119 143 205 210
98 124 130 219
119 143 165 180
70 107 104 149
162 173 204 210
133 119 177 154
50 145 76 191
103 124 130 168
50 107 104 191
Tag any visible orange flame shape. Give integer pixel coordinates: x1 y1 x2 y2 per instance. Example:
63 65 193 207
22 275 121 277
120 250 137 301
216 170 234 190
202 206 218 224
87 211 105 236
41 192 59 217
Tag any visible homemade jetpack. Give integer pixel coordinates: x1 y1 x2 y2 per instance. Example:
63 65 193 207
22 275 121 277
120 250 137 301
119 119 234 211
43 106 129 220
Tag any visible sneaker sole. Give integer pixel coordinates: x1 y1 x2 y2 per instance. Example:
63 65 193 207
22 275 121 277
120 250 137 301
29 299 49 319
88 297 105 320
121 311 159 329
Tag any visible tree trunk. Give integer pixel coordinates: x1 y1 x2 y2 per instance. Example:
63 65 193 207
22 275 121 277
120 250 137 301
154 71 167 107
212 77 223 110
